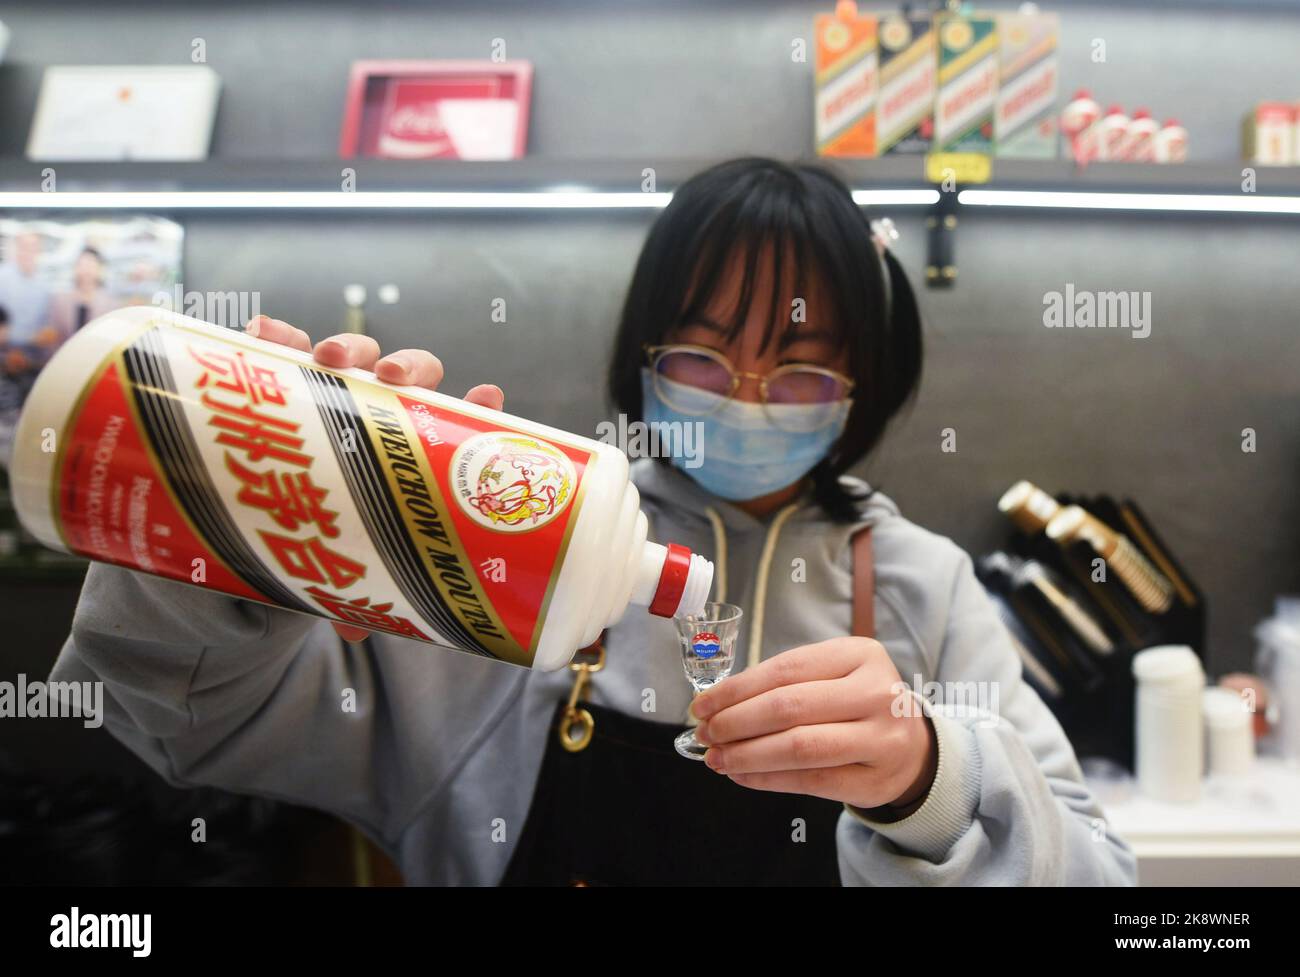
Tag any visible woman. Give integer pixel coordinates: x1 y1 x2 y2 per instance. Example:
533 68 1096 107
46 246 117 341
53 158 1135 885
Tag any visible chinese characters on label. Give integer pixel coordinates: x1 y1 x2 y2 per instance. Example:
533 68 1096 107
188 343 430 639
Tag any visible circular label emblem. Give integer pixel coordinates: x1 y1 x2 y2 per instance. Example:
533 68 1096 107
451 433 576 533
881 17 911 51
692 632 721 659
941 20 973 51
823 21 851 52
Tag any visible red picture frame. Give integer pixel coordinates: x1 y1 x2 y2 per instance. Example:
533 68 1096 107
339 60 533 160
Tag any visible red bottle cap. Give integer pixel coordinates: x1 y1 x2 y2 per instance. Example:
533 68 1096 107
649 543 693 617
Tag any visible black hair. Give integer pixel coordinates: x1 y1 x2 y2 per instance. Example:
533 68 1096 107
607 157 923 521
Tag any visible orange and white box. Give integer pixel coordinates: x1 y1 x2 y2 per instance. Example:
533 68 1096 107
877 11 937 155
815 0 879 157
1295 101 1300 162
934 11 998 154
994 10 1059 158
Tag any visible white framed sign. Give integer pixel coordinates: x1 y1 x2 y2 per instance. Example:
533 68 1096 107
27 65 221 161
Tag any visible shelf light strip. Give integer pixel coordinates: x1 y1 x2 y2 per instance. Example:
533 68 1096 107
959 188 1300 215
853 189 942 206
0 190 673 210
0 187 942 211
3 187 1292 214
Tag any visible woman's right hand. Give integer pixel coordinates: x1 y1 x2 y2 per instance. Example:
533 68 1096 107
243 314 506 643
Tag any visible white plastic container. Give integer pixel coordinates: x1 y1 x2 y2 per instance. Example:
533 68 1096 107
10 307 713 670
1132 645 1204 803
1256 599 1300 763
1202 687 1254 778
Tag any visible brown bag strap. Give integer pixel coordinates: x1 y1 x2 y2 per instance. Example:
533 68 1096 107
850 527 876 639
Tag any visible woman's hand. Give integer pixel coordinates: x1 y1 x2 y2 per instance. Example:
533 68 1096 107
242 314 506 643
690 637 939 815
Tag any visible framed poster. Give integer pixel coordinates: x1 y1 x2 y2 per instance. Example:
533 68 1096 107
0 216 183 446
26 65 221 161
339 60 532 160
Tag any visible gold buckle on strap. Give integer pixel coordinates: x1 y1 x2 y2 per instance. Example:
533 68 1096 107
558 643 605 753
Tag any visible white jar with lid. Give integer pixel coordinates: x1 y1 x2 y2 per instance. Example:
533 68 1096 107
1202 686 1254 779
1132 645 1204 802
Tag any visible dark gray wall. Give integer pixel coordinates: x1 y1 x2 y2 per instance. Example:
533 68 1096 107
1 1 1298 675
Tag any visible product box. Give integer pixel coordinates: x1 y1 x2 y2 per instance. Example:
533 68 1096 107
1241 102 1295 166
994 11 1059 158
934 12 998 154
1295 101 1300 162
814 1 879 157
339 61 532 160
1295 101 1300 163
876 11 936 155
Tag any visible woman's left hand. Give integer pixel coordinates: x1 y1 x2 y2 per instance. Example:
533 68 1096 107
690 637 939 815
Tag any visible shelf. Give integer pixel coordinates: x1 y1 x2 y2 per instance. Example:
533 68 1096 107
0 158 713 194
1090 758 1300 877
0 157 1298 214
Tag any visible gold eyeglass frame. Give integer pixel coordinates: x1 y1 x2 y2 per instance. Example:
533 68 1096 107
643 343 855 422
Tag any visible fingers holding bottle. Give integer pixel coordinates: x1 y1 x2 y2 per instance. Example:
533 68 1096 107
374 348 444 390
333 622 372 644
244 315 312 354
313 333 383 372
463 383 505 411
243 316 503 409
244 318 385 376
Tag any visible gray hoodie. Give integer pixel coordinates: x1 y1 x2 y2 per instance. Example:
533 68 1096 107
50 458 1137 885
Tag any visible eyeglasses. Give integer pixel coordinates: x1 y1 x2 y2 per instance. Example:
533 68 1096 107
644 343 855 432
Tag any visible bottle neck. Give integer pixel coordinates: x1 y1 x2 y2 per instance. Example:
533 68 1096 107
632 542 713 618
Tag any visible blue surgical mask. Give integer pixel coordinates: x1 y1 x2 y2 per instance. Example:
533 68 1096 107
639 368 852 502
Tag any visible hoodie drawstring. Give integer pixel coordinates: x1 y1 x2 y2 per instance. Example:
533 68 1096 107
703 508 728 604
704 502 802 671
